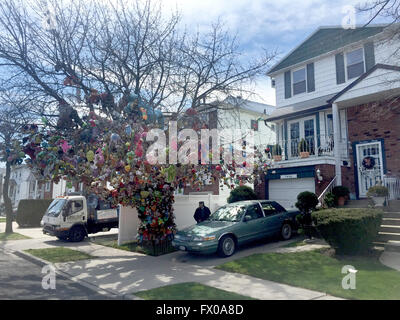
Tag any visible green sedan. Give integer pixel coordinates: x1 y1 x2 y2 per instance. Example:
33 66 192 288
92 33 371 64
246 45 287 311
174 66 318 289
172 200 301 257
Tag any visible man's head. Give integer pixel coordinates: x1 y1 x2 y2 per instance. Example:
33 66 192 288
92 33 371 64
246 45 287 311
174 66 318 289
199 201 204 208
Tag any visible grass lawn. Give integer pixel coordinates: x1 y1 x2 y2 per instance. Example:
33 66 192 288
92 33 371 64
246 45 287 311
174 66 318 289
91 236 176 256
216 249 400 300
0 232 31 241
135 282 256 300
25 247 93 263
0 218 6 223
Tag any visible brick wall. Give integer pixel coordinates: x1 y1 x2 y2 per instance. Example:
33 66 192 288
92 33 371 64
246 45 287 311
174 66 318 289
346 97 400 193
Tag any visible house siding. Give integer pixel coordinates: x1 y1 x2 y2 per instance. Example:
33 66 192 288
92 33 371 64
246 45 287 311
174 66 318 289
274 36 399 109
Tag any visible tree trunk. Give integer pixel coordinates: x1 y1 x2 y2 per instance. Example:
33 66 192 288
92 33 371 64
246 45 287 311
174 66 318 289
3 161 13 234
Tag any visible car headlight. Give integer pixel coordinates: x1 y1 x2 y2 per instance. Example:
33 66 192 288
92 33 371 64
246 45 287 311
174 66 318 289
193 236 216 241
174 234 181 239
40 220 44 227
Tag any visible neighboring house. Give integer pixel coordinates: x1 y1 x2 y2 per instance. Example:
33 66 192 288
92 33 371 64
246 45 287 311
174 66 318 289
261 24 400 209
181 96 276 198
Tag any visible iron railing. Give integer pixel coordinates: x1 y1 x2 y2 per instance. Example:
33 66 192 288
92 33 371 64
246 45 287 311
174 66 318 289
383 176 400 200
317 176 337 208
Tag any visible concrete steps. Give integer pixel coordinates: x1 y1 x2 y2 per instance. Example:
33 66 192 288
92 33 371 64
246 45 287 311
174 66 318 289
382 217 400 225
386 200 400 212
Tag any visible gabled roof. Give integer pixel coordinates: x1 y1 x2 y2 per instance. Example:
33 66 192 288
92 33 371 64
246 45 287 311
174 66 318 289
268 25 387 75
328 64 400 104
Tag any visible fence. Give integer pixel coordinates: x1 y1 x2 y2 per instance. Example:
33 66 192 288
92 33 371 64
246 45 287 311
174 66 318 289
383 176 400 200
118 193 228 245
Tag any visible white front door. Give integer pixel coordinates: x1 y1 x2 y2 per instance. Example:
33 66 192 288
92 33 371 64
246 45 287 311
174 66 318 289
356 141 384 197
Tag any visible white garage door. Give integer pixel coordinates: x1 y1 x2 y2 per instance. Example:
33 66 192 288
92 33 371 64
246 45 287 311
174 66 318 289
269 178 315 210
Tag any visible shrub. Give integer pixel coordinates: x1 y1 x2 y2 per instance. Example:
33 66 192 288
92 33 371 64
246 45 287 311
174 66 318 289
332 186 350 198
298 139 309 153
16 199 53 227
366 185 389 197
312 208 383 255
271 144 282 156
295 191 319 213
324 192 336 208
227 186 258 203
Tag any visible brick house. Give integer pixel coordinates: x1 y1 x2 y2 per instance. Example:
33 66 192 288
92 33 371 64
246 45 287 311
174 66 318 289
260 24 400 209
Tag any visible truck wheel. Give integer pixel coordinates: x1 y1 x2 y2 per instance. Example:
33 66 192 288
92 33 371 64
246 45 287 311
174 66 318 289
69 226 86 242
56 236 68 241
217 235 236 257
281 222 292 240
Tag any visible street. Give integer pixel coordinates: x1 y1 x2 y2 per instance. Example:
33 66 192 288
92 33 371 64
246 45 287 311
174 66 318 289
0 250 113 300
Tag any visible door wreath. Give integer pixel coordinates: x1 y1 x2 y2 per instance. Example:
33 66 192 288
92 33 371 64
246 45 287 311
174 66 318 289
362 156 375 169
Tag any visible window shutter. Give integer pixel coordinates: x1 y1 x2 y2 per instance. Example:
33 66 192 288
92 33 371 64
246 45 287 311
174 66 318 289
284 70 291 99
364 42 375 72
306 63 315 92
335 53 345 84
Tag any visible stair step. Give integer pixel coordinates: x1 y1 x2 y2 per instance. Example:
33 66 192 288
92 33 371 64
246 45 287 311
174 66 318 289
380 226 400 234
387 200 400 212
377 232 400 242
382 218 400 226
383 212 400 219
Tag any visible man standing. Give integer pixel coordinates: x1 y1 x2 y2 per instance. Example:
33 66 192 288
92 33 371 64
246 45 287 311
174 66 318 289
194 201 211 223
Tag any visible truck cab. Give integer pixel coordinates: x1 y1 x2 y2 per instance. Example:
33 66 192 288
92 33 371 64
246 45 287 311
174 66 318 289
42 194 119 242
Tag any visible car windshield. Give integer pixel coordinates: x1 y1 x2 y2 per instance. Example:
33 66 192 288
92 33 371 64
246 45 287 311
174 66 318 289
45 199 66 217
208 205 246 222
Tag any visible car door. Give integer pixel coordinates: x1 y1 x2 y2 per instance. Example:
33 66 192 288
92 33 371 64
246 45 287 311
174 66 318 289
260 201 284 235
239 204 266 243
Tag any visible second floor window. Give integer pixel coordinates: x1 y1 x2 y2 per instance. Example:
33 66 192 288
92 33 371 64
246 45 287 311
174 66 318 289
292 68 306 95
346 48 364 80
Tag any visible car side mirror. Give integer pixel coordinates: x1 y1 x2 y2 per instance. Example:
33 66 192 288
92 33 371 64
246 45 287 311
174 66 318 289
244 215 252 222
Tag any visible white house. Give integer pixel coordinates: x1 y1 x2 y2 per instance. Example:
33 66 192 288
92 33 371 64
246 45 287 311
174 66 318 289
263 24 400 209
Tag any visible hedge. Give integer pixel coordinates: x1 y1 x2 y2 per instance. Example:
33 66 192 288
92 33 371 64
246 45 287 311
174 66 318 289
227 186 258 203
312 208 383 255
16 199 54 227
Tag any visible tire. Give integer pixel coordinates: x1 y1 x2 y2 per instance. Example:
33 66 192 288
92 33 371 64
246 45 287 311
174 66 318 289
69 226 86 242
281 222 292 240
56 236 68 241
217 235 236 257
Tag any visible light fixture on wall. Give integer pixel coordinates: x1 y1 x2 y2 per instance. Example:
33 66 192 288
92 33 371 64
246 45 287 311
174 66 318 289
316 168 323 181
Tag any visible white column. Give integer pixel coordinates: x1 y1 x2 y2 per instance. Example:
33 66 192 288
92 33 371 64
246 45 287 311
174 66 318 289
332 102 342 186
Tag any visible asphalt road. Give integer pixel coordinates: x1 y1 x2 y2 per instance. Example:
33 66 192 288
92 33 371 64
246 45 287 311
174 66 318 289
0 250 115 300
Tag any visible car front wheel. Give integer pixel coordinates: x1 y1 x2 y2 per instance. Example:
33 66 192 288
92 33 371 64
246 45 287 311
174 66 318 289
281 223 292 240
218 235 236 257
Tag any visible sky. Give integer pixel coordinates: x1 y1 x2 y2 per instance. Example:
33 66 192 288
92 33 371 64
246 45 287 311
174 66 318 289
161 0 391 106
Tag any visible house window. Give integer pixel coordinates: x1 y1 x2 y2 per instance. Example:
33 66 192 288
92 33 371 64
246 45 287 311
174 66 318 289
346 48 364 80
251 119 258 131
326 114 333 137
288 116 316 158
45 181 51 192
292 68 306 95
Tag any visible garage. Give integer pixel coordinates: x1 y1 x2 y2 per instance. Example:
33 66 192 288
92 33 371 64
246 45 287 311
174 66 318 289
268 178 315 210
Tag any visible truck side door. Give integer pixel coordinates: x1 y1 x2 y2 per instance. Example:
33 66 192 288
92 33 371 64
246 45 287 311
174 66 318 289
64 200 85 224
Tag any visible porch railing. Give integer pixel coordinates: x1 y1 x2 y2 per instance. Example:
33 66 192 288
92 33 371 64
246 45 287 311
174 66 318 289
273 134 348 160
317 175 337 208
383 175 400 200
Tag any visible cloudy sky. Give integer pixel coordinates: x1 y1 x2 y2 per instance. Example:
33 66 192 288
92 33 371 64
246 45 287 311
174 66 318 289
162 0 390 106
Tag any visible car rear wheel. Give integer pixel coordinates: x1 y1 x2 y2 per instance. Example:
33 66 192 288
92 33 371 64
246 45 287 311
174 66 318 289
218 235 236 257
281 223 292 240
69 226 86 242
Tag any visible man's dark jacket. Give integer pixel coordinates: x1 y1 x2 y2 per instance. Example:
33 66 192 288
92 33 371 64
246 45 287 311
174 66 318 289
194 206 211 223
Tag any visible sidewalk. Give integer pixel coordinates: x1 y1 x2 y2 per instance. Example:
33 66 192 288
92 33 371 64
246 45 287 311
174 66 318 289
2 234 342 300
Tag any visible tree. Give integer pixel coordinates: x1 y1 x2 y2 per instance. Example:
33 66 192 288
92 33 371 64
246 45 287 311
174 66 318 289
2 0 274 241
0 90 33 233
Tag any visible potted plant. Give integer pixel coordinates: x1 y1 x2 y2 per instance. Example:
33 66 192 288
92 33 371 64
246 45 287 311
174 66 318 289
366 185 389 207
272 144 283 161
298 139 309 158
332 186 350 206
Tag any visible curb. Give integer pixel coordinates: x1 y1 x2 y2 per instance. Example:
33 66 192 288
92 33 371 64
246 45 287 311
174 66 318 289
12 249 143 300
